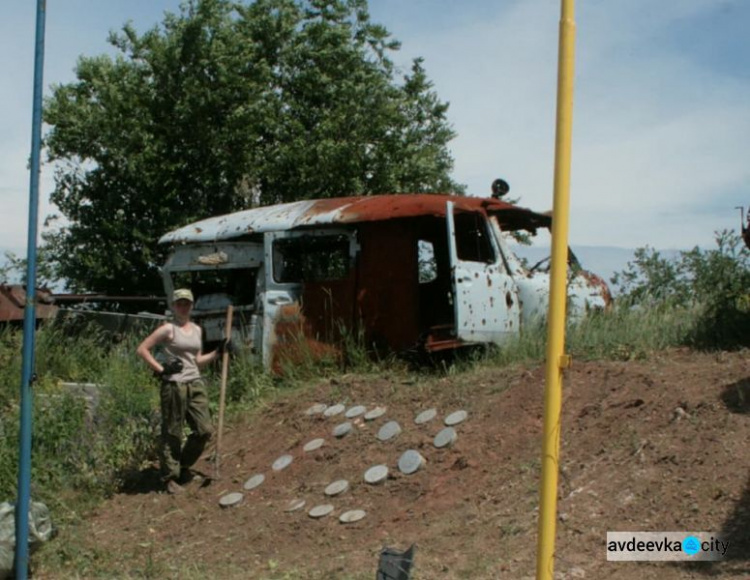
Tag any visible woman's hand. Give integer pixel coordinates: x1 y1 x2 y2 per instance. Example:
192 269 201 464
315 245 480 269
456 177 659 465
136 324 172 373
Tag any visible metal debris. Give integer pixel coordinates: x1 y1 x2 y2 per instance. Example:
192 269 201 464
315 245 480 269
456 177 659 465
303 438 325 452
444 410 468 426
324 480 349 496
333 422 353 438
414 408 438 425
159 193 613 373
272 454 293 471
434 427 458 448
284 499 306 512
345 405 367 418
398 450 425 475
339 510 367 524
308 504 335 519
323 404 346 418
218 492 243 508
364 407 386 421
243 474 265 491
364 465 389 484
159 194 533 244
377 421 402 442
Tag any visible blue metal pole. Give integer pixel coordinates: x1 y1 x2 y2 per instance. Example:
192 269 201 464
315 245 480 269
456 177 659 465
15 0 47 578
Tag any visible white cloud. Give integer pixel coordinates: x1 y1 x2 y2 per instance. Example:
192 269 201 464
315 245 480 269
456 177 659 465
0 2 183 255
379 0 750 248
1 0 748 263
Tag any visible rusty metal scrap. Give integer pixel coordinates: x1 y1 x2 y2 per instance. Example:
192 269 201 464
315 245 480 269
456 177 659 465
0 284 166 325
158 193 613 371
0 284 57 323
159 194 548 245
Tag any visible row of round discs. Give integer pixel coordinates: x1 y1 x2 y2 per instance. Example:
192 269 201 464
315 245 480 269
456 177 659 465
224 470 369 524
309 402 466 425
219 402 469 516
325 406 467 447
308 402 386 420
415 408 467 449
282 498 366 523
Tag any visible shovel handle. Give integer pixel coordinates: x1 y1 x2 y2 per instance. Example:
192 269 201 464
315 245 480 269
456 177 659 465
214 304 233 479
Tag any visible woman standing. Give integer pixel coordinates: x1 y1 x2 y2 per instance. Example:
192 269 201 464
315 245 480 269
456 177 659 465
137 288 223 494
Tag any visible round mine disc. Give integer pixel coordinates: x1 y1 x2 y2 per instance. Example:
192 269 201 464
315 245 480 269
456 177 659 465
345 405 367 419
284 498 306 512
324 479 349 496
305 403 327 416
243 473 265 491
339 509 367 524
414 408 438 425
444 410 468 426
364 406 386 421
434 427 458 448
332 421 353 438
303 438 325 452
308 504 334 519
272 454 293 471
323 403 345 418
364 464 388 484
218 492 243 508
398 450 425 475
377 421 402 442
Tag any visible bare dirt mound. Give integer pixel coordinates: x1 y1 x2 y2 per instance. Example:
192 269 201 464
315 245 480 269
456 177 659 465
47 349 750 579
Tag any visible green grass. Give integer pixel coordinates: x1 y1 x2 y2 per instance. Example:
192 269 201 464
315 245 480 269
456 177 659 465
0 298 732 577
0 324 157 500
5 229 747 576
483 302 702 369
0 302 703 501
567 303 700 361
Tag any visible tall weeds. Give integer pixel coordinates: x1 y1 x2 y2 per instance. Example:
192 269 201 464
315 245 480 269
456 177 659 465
0 229 745 573
612 230 750 349
0 325 158 506
484 301 701 369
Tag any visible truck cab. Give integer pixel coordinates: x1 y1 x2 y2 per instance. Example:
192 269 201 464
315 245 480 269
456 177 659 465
159 194 611 371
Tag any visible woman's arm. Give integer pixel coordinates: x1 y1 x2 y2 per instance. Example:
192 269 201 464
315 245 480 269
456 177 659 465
195 323 221 367
136 324 172 374
196 349 220 367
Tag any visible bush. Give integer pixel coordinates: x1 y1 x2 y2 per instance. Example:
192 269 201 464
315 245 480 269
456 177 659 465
612 230 750 349
482 230 750 368
0 328 158 507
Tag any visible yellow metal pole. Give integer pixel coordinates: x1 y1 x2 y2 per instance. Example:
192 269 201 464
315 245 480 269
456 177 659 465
536 1 576 579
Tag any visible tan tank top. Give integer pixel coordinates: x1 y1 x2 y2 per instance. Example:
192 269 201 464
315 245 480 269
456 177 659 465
163 322 202 382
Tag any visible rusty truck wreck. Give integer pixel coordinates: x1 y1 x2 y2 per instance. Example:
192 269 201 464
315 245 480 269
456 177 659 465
159 194 611 370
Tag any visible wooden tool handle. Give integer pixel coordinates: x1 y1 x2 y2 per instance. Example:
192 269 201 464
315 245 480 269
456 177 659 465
214 304 233 479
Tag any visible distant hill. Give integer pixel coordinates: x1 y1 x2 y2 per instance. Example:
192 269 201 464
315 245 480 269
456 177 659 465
511 245 683 293
512 245 635 286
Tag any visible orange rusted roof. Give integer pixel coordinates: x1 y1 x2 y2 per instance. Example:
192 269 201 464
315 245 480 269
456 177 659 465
159 194 547 244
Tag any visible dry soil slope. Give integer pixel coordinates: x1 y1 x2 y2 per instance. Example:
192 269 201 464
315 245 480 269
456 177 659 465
66 349 749 579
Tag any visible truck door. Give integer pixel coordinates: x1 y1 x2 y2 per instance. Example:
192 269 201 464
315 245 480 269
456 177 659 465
261 231 300 370
261 229 358 371
446 201 520 344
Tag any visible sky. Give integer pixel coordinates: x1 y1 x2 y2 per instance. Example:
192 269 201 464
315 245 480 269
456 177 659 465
2 0 749 267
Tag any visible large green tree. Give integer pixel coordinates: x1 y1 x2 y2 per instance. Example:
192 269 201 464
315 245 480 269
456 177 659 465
44 0 462 295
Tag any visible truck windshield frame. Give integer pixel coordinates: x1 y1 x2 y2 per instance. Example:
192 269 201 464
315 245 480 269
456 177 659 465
272 234 351 283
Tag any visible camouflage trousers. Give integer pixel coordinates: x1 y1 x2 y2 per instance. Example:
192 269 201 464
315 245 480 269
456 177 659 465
159 378 214 482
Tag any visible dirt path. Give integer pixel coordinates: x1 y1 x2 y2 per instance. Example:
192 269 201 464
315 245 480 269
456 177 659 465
40 349 750 579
